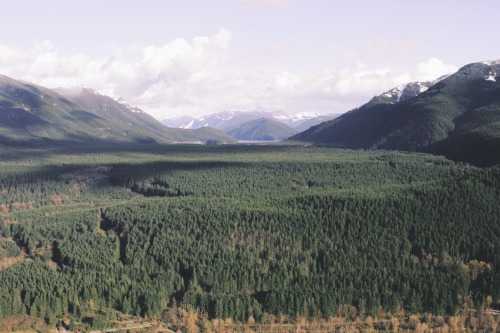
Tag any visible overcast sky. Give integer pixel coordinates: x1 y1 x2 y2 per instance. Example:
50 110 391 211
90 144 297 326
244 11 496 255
0 0 498 119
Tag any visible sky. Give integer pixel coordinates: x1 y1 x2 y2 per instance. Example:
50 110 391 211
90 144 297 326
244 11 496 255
0 0 499 120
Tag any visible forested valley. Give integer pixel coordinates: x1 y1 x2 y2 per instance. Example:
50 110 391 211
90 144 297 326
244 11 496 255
0 144 498 332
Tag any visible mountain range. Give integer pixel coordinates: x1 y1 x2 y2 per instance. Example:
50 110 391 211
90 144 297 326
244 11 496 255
0 75 236 146
291 60 500 166
1 59 499 165
162 110 339 141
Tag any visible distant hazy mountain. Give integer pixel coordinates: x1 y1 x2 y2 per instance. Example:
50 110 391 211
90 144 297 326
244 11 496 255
226 117 298 141
0 75 235 146
271 112 335 129
291 60 500 166
175 111 274 130
162 110 339 134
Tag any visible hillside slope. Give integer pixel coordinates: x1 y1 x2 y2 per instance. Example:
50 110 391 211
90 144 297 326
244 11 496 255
0 75 235 146
291 61 500 166
0 75 105 146
227 117 298 141
56 87 236 144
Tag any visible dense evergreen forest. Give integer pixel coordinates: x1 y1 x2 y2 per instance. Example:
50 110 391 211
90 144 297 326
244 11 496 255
0 144 498 330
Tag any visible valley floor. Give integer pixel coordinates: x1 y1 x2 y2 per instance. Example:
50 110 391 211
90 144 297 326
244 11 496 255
0 144 498 332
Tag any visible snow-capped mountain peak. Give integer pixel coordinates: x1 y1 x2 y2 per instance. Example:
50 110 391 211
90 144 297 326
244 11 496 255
381 84 407 102
481 59 500 66
179 111 268 130
164 110 336 132
116 97 144 113
375 75 450 105
272 112 323 123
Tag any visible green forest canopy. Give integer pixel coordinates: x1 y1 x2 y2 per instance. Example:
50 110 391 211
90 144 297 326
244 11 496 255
0 144 498 325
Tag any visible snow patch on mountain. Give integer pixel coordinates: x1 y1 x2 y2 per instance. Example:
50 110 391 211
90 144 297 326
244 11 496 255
482 59 500 66
169 110 331 131
396 85 405 101
381 84 409 103
273 112 323 123
377 75 451 105
116 97 144 113
180 111 266 129
183 120 195 129
485 71 497 82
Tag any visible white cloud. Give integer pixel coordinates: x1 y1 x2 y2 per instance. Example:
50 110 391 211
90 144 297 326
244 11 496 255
0 32 458 119
140 28 230 82
411 57 457 81
270 71 300 91
254 58 458 116
0 44 20 63
335 64 393 96
327 58 457 99
212 28 232 49
33 39 55 53
0 28 233 113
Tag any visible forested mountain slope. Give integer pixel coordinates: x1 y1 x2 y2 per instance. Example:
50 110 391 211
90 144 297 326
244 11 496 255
0 75 235 146
226 117 298 141
291 60 500 166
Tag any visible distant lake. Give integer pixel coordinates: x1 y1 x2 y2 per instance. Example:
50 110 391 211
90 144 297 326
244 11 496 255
238 140 278 144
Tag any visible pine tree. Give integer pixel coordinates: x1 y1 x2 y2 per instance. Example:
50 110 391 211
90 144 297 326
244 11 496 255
12 289 23 316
